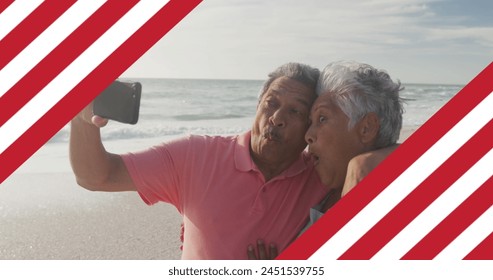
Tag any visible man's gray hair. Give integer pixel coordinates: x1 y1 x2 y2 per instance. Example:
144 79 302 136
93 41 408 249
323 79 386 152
317 61 404 148
259 62 320 100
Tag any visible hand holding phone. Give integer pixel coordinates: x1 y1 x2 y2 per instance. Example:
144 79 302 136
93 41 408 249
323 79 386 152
93 80 142 124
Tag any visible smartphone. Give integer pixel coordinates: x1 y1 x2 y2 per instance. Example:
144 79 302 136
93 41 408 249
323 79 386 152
93 80 142 124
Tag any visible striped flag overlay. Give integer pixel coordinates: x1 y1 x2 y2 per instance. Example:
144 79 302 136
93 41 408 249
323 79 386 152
0 0 202 183
0 1 491 262
279 62 493 260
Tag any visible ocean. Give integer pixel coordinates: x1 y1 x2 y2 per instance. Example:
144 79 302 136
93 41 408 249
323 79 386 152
49 79 464 144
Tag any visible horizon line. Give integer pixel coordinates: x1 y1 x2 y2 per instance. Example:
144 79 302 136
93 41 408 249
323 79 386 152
119 76 466 87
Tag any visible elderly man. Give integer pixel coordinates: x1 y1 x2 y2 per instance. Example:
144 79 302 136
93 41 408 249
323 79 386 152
70 62 329 259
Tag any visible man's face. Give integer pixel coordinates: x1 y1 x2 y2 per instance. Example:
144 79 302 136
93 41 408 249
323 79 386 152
251 77 315 168
305 95 365 187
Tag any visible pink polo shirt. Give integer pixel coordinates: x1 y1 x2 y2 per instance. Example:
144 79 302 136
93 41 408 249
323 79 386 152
122 131 327 259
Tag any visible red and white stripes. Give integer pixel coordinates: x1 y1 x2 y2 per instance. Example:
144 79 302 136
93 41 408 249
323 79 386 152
0 0 202 183
279 63 493 260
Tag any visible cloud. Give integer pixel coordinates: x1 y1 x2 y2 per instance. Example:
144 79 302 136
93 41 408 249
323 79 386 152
123 0 492 83
426 26 493 47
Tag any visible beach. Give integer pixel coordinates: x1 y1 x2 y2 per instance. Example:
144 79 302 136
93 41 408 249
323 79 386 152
1 79 455 259
0 127 416 260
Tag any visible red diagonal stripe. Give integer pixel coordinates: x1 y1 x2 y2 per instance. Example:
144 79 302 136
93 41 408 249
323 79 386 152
464 229 493 260
0 0 14 14
338 118 493 259
0 0 203 184
0 0 76 71
0 0 139 127
278 62 493 260
402 175 493 259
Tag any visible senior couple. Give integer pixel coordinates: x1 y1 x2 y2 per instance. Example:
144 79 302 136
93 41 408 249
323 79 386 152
70 61 403 260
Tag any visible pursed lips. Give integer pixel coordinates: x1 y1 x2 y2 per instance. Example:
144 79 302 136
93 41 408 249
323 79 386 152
308 147 321 166
263 127 282 142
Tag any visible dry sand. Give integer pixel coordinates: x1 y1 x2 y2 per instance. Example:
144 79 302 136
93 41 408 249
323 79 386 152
0 127 416 260
1 137 183 260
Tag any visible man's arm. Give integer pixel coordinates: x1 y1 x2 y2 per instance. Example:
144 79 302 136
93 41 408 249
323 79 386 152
341 144 399 197
69 103 136 192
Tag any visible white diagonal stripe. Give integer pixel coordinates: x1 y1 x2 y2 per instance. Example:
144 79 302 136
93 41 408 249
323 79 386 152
373 147 493 259
0 0 43 41
0 0 106 97
0 0 170 154
310 91 493 260
435 205 493 260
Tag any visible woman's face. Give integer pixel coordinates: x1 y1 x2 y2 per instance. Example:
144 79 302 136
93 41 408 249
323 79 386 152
305 95 366 187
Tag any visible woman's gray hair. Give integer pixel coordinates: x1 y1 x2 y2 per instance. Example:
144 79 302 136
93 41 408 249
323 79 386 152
317 61 404 148
258 62 320 100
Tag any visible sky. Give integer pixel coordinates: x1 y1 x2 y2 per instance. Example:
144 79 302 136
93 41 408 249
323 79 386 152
122 0 493 85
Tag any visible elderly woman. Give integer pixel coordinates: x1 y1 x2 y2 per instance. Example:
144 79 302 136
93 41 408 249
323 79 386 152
304 60 403 225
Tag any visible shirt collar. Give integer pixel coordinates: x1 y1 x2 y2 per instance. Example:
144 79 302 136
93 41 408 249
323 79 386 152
234 131 309 178
234 131 255 172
